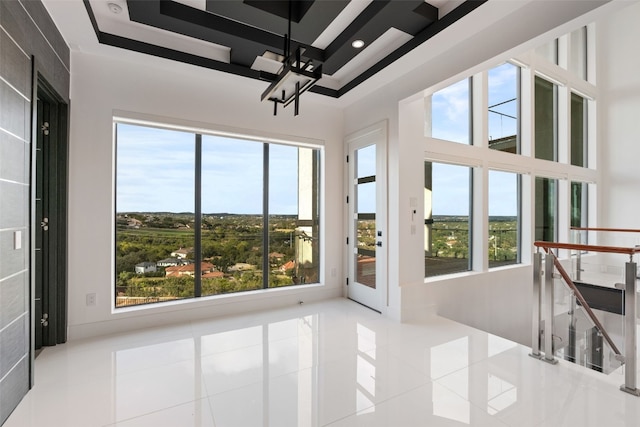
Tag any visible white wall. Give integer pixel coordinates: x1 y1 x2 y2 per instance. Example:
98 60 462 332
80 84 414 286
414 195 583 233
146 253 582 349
598 1 640 232
67 51 344 340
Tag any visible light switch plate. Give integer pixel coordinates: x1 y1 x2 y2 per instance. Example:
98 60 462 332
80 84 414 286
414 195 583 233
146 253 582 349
14 231 21 250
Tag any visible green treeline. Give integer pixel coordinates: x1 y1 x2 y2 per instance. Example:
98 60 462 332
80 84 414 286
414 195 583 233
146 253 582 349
116 213 300 305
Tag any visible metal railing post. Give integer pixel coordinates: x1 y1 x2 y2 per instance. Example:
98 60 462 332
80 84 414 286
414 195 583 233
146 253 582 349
543 252 558 364
530 252 542 359
621 260 640 396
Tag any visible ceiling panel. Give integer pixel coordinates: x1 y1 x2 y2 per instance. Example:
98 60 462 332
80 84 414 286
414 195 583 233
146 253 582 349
84 0 487 98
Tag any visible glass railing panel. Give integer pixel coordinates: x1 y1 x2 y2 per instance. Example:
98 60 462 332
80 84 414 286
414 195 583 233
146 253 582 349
551 263 624 374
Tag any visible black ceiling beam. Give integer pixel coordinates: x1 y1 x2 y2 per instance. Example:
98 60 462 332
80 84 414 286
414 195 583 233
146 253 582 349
337 0 488 96
322 0 438 75
156 0 324 65
206 0 348 46
243 0 314 23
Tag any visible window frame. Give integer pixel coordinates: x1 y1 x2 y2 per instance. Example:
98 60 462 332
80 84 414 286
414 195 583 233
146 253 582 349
487 169 522 268
113 116 324 309
424 160 474 278
488 63 521 154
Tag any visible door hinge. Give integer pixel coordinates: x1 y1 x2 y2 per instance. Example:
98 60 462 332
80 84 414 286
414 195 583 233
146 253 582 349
346 237 349 245
346 195 349 204
41 313 49 327
346 155 349 163
41 217 49 231
346 277 349 285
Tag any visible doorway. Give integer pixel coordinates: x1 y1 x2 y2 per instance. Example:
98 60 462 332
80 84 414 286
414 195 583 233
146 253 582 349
33 75 68 353
345 122 387 313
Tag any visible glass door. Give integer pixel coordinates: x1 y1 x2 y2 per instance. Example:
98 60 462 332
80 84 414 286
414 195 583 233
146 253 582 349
346 123 387 312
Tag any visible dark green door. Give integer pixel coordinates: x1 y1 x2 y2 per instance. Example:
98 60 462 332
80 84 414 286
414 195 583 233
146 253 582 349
34 80 67 351
35 96 51 350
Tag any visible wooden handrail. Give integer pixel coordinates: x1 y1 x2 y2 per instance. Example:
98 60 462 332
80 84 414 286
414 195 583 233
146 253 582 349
534 241 640 256
542 248 622 356
571 227 640 233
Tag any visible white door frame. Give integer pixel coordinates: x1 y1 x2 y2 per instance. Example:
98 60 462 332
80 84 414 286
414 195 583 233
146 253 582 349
344 121 388 313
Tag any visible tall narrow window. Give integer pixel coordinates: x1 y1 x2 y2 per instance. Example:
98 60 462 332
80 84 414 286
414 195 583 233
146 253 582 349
201 136 264 296
534 77 557 161
115 121 321 308
425 162 472 277
115 124 196 307
571 181 588 228
571 181 589 245
569 26 587 80
355 144 377 287
535 177 557 242
488 63 519 153
570 93 587 167
269 144 320 287
488 170 520 267
430 78 471 145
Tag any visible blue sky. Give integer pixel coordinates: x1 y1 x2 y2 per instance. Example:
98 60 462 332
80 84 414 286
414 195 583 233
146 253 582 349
117 63 518 216
430 63 518 216
116 124 300 214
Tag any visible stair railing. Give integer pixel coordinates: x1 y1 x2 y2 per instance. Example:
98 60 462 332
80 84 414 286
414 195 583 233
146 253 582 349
532 238 640 396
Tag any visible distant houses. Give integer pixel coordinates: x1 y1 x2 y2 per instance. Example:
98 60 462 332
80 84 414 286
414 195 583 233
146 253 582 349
279 260 295 273
171 247 193 259
165 262 215 277
127 218 142 229
135 262 157 274
157 257 191 267
135 245 294 279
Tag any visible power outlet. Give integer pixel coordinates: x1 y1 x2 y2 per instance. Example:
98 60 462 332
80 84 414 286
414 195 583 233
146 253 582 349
86 293 96 306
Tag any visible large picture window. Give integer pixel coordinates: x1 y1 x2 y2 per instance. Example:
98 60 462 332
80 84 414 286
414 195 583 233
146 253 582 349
115 122 321 308
425 161 472 277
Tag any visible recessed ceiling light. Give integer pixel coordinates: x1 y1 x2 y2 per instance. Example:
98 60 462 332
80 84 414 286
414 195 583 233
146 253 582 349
108 2 123 14
352 40 365 49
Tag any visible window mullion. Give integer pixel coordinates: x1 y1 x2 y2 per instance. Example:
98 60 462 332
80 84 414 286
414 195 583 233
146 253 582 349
263 143 269 289
195 134 202 297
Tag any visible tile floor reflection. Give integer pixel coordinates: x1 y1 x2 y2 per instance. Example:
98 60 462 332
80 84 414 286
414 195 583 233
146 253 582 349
5 298 640 427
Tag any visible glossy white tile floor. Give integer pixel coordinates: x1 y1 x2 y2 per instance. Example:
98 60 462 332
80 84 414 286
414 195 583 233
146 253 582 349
5 298 640 427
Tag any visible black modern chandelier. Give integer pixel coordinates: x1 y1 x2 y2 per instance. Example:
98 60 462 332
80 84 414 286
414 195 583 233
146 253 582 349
260 1 322 116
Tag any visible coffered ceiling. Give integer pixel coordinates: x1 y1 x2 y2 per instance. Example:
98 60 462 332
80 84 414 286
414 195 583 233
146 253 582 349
83 0 485 98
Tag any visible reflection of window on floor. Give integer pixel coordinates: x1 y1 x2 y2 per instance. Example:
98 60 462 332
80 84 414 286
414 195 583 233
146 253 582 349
486 374 518 415
115 121 321 308
356 323 376 415
431 337 470 423
425 162 472 278
199 316 316 425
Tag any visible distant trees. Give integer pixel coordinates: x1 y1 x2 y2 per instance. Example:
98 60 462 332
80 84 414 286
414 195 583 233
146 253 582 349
115 213 304 306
